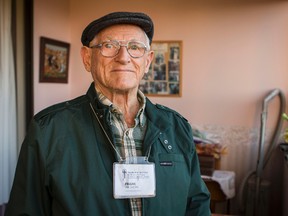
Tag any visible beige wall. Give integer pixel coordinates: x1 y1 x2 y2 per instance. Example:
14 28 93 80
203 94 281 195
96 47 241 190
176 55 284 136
34 0 288 214
34 0 71 111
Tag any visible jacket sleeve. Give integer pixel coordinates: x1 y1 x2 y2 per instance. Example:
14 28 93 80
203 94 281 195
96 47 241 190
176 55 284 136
5 119 51 216
185 146 211 216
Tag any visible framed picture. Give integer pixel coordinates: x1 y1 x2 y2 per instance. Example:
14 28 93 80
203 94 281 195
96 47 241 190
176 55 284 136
139 40 182 97
39 37 70 83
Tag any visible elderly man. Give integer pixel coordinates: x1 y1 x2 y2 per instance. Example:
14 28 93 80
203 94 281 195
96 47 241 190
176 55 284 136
5 12 210 216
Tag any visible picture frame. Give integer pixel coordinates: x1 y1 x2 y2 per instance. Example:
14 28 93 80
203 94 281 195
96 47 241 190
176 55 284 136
139 40 182 97
39 37 70 83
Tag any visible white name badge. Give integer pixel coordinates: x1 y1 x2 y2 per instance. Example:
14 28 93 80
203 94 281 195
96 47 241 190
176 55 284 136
113 163 156 199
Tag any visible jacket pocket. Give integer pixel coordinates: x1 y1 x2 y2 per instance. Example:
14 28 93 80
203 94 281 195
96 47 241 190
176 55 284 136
158 153 185 166
151 153 190 215
156 153 190 185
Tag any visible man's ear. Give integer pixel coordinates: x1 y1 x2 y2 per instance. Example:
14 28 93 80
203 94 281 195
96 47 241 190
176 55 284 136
145 51 154 73
80 46 92 72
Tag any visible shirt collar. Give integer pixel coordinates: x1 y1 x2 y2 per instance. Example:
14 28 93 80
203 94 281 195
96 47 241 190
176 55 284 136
95 87 146 126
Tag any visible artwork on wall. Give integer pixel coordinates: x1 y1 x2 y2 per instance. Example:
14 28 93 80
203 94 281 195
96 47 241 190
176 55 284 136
39 37 70 83
139 40 182 97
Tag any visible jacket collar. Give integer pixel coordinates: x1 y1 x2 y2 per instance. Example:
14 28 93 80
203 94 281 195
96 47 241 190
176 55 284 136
86 82 108 110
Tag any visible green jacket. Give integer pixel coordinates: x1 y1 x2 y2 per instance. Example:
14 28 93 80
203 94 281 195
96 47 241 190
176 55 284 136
6 83 210 216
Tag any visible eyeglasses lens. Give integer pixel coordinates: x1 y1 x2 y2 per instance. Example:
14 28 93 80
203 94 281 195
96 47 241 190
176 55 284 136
100 41 146 58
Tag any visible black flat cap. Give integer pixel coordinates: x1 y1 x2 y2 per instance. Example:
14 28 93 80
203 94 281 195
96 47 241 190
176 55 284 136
81 11 154 46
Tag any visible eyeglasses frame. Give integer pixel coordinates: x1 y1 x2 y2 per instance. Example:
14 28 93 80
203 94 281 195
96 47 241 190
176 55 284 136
89 40 149 58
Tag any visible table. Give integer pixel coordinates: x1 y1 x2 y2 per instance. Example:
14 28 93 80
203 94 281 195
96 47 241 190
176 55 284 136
202 170 236 213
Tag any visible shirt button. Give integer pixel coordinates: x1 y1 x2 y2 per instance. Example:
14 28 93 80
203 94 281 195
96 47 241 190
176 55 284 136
164 140 168 144
168 145 172 150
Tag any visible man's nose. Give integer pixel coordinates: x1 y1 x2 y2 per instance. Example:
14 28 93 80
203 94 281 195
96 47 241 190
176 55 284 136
115 46 131 62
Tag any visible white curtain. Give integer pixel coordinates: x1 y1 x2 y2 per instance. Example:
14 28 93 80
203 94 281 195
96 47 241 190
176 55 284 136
0 0 17 205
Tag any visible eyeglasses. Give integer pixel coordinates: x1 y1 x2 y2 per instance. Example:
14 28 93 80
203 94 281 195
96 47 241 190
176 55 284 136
89 40 148 58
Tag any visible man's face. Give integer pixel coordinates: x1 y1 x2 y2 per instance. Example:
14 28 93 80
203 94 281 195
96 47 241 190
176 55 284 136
81 24 154 95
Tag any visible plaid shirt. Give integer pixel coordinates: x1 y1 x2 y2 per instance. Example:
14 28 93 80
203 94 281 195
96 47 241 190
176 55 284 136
96 88 147 216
